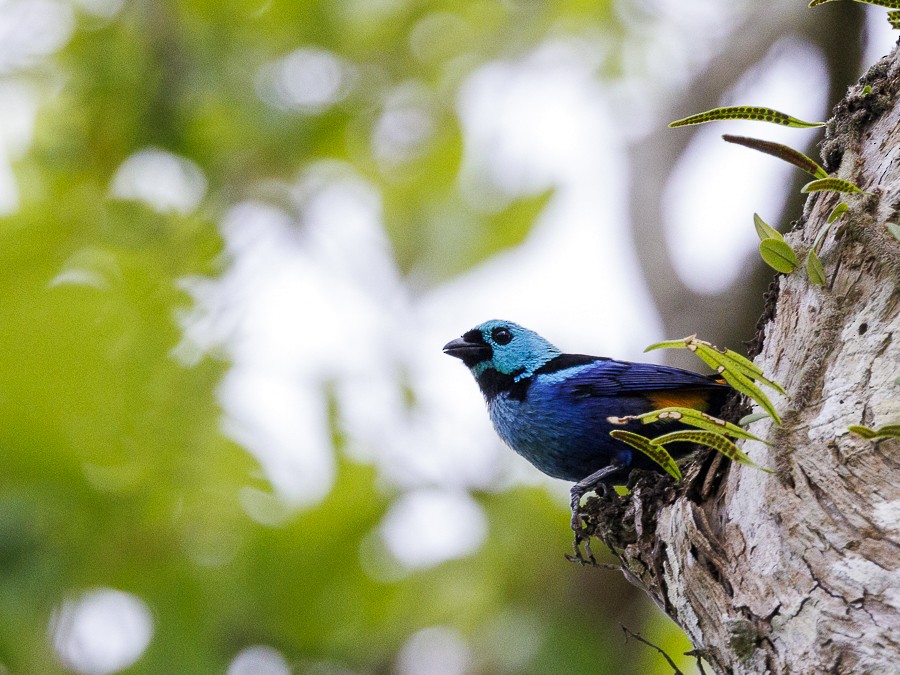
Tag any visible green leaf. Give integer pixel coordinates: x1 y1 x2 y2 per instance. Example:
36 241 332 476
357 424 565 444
644 336 786 425
849 424 900 440
486 189 554 244
811 203 847 253
708 347 765 381
652 430 773 472
801 177 864 194
889 10 900 28
688 341 786 419
738 412 769 427
848 425 877 439
422 188 553 281
806 249 826 286
608 406 769 443
862 84 874 95
827 202 849 224
760 238 799 273
812 223 832 254
722 367 783 426
609 430 682 480
644 338 696 352
753 213 782 242
722 135 828 178
886 222 900 242
691 337 785 391
647 335 764 379
669 106 825 129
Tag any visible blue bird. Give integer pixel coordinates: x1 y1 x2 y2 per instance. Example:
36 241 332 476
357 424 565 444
443 320 727 541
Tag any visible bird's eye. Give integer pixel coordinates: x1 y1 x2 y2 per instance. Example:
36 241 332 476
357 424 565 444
491 327 512 345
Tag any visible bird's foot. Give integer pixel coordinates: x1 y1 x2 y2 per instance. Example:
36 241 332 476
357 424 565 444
566 529 597 566
566 465 622 566
566 483 607 566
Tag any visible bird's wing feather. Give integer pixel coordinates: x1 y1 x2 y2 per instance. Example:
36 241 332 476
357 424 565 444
558 358 725 398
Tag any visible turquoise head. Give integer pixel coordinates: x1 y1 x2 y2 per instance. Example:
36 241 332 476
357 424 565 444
443 320 561 380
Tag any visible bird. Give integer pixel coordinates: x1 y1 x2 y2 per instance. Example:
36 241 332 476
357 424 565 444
443 319 728 548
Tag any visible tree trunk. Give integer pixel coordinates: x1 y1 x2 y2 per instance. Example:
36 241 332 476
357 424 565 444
584 46 900 674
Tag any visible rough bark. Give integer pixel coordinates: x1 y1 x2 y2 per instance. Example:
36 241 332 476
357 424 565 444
584 47 900 674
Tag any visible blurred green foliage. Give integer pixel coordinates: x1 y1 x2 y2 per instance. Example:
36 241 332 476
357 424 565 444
0 1 698 673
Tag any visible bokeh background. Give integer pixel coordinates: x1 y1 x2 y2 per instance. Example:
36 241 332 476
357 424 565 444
0 1 894 673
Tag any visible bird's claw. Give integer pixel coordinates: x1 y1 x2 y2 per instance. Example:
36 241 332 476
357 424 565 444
568 489 598 565
567 474 617 566
566 528 597 566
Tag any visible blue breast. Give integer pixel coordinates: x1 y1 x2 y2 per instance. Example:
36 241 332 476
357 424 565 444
487 366 651 481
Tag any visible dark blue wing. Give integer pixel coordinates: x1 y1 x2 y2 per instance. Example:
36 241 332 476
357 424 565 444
505 354 729 481
550 357 726 399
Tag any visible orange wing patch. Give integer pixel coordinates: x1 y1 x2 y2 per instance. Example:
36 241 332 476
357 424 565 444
645 390 713 412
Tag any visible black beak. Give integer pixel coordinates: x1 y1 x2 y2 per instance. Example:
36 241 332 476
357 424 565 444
443 336 491 365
